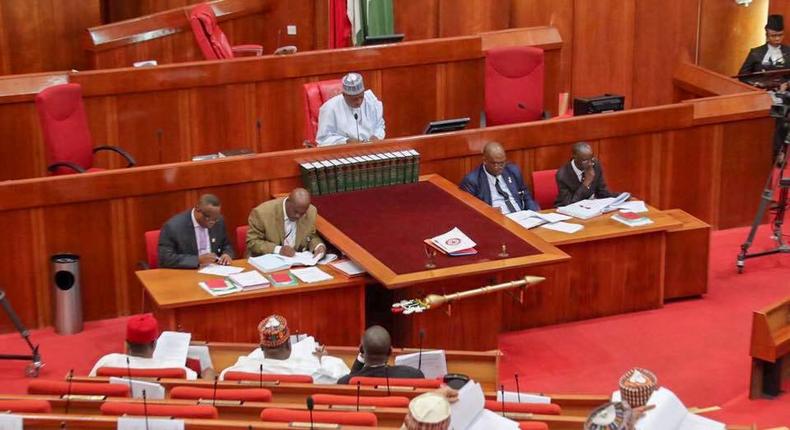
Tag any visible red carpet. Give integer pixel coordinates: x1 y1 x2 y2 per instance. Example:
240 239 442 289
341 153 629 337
498 224 790 427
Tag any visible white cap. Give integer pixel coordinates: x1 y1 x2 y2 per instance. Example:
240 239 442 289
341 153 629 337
342 72 365 96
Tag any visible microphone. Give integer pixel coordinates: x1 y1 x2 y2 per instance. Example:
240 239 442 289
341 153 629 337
353 112 360 142
500 384 506 417
126 357 134 396
212 375 219 406
142 389 150 430
384 365 391 395
259 363 263 388
306 396 315 430
417 329 425 371
356 381 361 411
515 373 521 403
64 369 74 414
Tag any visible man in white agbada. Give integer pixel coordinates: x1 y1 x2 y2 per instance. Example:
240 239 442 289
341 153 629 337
219 314 349 384
315 72 385 146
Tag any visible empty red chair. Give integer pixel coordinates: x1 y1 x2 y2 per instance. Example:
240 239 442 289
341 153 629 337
261 408 377 427
170 386 272 402
484 46 545 126
484 400 561 415
35 83 136 175
303 79 343 143
142 229 160 269
96 367 187 379
312 394 410 408
223 371 313 383
189 3 262 60
235 225 248 258
531 169 559 209
101 402 218 419
519 422 549 430
0 399 52 413
28 380 129 397
348 377 441 389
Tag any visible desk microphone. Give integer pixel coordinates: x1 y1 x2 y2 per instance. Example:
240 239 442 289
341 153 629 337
212 375 219 406
259 363 263 388
126 357 134 396
514 373 521 403
142 389 150 430
64 369 74 414
417 329 425 371
353 112 361 142
306 396 315 429
500 384 506 417
356 381 361 411
384 365 391 396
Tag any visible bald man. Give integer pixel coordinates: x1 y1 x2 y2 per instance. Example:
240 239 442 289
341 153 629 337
337 325 424 384
246 188 326 257
554 142 616 207
460 142 539 214
158 194 234 268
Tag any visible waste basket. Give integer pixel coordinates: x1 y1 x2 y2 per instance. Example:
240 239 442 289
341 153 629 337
51 253 82 335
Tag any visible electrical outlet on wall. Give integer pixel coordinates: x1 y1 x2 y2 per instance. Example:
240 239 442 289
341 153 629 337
287 25 297 36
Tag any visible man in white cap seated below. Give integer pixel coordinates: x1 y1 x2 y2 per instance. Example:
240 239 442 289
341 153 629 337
219 314 350 384
315 72 386 146
401 389 456 430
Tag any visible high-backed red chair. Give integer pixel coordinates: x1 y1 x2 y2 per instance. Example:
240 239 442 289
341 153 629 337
101 402 219 419
28 380 129 397
532 169 559 209
35 83 136 175
235 225 248 257
312 394 410 408
484 400 561 415
303 79 343 143
348 376 442 389
143 229 160 269
0 399 52 413
484 46 545 126
189 3 263 60
261 408 377 427
96 367 187 379
223 371 313 383
170 386 272 402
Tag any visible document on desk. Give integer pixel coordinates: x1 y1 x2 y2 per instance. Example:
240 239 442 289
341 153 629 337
118 417 184 430
198 264 245 276
394 350 447 379
152 331 191 365
290 266 334 283
611 200 648 213
540 222 584 234
557 192 631 219
451 381 519 430
109 377 166 399
249 252 338 273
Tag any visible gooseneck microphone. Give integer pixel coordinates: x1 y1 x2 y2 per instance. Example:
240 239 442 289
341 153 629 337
212 375 219 406
515 373 522 403
64 369 74 414
356 381 361 411
417 329 425 371
500 384 507 417
259 363 263 388
126 357 134 396
353 112 360 142
142 389 150 430
306 396 315 429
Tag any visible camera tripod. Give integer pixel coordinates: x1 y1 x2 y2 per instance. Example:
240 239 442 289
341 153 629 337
0 289 43 376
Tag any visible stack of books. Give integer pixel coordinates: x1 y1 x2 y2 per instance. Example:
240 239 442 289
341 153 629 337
198 270 270 297
425 227 477 256
298 149 421 196
611 211 653 227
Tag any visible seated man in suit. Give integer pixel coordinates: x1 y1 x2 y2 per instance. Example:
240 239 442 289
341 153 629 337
315 72 386 146
459 141 539 214
555 142 617 207
337 325 424 384
219 314 349 384
246 187 326 258
738 15 790 77
158 194 234 269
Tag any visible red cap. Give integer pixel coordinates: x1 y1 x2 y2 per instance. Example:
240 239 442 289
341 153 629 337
126 314 159 344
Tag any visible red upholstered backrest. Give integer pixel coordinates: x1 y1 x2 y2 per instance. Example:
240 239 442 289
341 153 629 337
28 380 129 397
101 402 219 419
223 371 314 383
170 386 272 402
0 399 52 413
484 400 561 415
144 229 161 269
34 83 95 175
348 377 441 388
312 394 410 407
235 225 248 257
189 3 233 60
96 367 187 379
519 422 550 430
261 408 378 427
531 169 559 209
484 46 545 126
303 79 343 142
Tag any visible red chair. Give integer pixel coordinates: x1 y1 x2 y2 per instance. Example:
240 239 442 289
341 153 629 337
532 169 559 209
143 229 160 269
235 225 248 258
519 422 549 430
170 386 272 402
101 402 218 419
96 367 187 379
189 3 262 60
223 371 314 384
312 394 410 408
484 46 545 126
348 377 441 389
34 83 136 175
261 408 377 427
28 380 129 397
303 79 343 143
484 400 561 415
0 399 52 413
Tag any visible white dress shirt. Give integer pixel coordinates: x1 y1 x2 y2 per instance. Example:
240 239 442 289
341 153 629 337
273 198 297 255
763 44 785 66
89 353 197 379
484 168 519 215
316 91 386 146
191 209 211 255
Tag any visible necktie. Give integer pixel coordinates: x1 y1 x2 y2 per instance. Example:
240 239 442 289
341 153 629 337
197 227 208 252
494 178 518 213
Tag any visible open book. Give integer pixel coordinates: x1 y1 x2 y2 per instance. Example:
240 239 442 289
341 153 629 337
248 252 337 273
450 381 519 430
557 192 632 220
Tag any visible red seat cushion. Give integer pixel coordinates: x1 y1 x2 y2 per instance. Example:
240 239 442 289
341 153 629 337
531 169 559 209
28 380 129 397
0 399 52 413
519 422 549 430
312 394 410 407
96 367 186 379
34 83 95 175
144 230 161 269
223 371 313 383
484 400 561 415
303 79 343 142
235 225 248 258
485 46 545 126
348 377 441 388
261 408 377 427
170 386 272 402
101 402 218 419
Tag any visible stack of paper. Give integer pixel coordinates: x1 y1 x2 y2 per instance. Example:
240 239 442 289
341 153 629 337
394 350 448 379
248 252 338 273
557 192 631 220
290 266 334 283
330 259 366 277
198 278 240 296
540 222 584 234
427 227 477 256
227 270 269 290
507 210 572 229
197 264 244 276
611 211 654 227
269 271 298 287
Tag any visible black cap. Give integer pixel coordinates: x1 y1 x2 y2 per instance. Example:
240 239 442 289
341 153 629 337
766 14 784 31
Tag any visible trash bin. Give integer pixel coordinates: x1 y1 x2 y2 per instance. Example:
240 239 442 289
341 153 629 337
51 253 82 335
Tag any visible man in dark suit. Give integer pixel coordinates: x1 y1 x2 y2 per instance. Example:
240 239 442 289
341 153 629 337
459 141 539 214
337 325 424 384
554 142 617 207
158 194 234 269
738 15 790 77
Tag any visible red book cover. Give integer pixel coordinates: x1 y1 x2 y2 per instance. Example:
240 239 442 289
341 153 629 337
203 278 228 290
617 211 642 220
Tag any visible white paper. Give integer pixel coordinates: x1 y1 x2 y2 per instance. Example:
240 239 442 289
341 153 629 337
109 377 166 400
394 350 447 379
468 409 519 430
431 227 476 254
197 264 244 276
152 331 191 365
290 267 334 283
557 192 631 220
318 253 338 265
450 381 485 430
330 259 366 276
540 221 584 233
227 270 269 287
621 388 726 430
612 200 648 213
535 212 572 223
496 390 551 404
117 417 184 430
0 415 22 430
506 211 546 229
248 251 332 273
187 345 213 371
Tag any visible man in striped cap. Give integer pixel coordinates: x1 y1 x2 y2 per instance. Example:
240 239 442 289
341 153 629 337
316 72 386 146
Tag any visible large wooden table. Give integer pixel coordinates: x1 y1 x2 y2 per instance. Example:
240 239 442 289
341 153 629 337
139 262 365 345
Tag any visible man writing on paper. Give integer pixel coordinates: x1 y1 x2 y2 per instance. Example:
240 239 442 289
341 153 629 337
460 141 539 214
337 325 425 384
246 188 326 258
554 142 617 207
315 72 386 146
219 314 349 384
158 194 234 268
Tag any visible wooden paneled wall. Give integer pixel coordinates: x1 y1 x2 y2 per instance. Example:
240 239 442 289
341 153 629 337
699 0 770 77
0 28 562 181
0 87 771 333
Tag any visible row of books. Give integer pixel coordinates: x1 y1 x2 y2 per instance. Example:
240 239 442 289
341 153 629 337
299 149 421 196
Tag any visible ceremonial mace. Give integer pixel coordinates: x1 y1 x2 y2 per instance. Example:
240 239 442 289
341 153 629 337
392 276 545 316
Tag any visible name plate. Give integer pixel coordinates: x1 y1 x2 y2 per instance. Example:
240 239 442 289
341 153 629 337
239 380 279 387
328 404 376 411
374 385 414 392
60 394 106 401
288 422 339 429
197 399 242 406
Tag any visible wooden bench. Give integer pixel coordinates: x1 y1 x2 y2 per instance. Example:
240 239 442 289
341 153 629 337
749 296 790 398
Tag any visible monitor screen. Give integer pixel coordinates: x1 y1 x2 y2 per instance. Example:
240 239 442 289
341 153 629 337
423 117 471 134
363 33 405 46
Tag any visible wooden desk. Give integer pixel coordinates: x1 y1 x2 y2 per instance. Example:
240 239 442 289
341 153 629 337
749 296 790 399
139 262 365 345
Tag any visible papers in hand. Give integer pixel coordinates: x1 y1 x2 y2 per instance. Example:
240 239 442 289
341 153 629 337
612 387 725 430
248 252 337 273
451 380 518 430
290 266 333 283
197 264 244 276
153 331 191 365
109 377 166 399
557 192 632 220
429 227 477 255
394 350 447 379
187 345 213 371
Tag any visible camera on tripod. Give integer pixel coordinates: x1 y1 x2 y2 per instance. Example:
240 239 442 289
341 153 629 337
770 91 790 119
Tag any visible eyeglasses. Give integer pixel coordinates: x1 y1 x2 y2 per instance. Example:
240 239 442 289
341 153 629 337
197 208 220 223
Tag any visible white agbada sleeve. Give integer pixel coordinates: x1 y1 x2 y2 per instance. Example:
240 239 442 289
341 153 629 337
368 94 386 140
316 97 349 146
